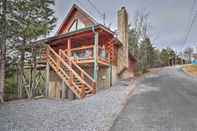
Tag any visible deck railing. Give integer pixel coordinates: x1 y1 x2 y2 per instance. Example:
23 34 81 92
98 46 110 63
60 49 96 94
47 46 96 98
65 45 110 63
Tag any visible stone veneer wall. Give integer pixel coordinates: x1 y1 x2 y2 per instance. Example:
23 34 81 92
117 7 129 75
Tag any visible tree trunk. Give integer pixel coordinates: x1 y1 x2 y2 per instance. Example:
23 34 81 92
18 37 27 98
0 55 5 103
18 51 25 97
0 0 7 103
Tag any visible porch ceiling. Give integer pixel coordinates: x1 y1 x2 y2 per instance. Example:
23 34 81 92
32 24 122 47
49 27 117 48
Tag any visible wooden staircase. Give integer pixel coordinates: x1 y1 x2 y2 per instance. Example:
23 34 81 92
46 46 96 99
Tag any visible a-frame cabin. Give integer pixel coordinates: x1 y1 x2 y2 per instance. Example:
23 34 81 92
41 4 136 99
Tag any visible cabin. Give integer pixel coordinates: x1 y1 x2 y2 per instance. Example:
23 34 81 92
40 4 136 100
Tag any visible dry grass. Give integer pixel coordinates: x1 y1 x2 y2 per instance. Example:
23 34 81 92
182 64 197 76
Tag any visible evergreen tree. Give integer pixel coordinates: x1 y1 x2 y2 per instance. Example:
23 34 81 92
160 49 170 66
0 0 7 102
128 27 138 57
13 0 56 98
160 48 176 66
0 0 56 99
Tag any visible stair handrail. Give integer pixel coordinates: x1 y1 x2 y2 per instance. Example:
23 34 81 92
59 49 96 92
47 46 88 98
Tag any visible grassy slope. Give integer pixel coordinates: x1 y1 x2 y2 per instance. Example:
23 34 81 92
182 64 197 76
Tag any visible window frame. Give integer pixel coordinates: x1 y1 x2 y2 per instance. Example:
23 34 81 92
68 19 85 32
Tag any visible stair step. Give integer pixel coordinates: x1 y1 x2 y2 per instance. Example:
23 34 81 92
85 90 93 95
47 47 96 99
74 79 81 83
78 86 90 91
73 78 79 80
74 82 83 85
74 81 81 84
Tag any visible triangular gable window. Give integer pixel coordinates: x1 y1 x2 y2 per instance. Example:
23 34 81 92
68 19 85 32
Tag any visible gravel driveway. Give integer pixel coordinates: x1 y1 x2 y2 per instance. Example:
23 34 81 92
111 67 197 131
0 80 135 131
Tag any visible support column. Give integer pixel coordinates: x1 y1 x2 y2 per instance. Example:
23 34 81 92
67 89 75 100
45 63 50 96
109 64 112 87
67 38 75 100
61 80 66 100
93 32 99 81
67 39 71 56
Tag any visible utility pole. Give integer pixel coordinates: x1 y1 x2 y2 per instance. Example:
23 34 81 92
175 50 177 66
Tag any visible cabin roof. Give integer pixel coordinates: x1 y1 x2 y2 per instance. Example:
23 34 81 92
31 4 122 47
33 24 121 46
57 4 98 34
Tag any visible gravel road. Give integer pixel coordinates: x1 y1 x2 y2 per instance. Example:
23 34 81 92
0 80 135 131
110 67 197 131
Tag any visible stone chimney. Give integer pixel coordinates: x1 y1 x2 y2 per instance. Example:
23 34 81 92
117 7 129 76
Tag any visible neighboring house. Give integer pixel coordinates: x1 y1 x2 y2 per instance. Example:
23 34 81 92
192 53 197 64
37 4 136 99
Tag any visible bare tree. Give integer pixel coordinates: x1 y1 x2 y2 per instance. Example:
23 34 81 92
129 10 152 72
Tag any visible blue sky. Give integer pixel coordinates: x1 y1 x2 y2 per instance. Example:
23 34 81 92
52 0 197 52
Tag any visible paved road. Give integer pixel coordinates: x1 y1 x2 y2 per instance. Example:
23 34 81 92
111 67 197 131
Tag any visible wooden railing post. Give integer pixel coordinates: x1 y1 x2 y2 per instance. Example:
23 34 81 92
56 50 61 70
45 46 51 97
67 38 72 83
80 72 85 97
68 45 73 85
46 46 49 63
108 51 110 62
92 82 96 94
48 45 97 99
67 39 71 57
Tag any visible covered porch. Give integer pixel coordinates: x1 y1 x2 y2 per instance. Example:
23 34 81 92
49 27 114 67
48 26 116 79
46 26 118 94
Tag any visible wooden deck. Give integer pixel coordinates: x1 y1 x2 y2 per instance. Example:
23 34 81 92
65 45 110 66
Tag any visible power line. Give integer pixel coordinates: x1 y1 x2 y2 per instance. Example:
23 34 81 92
86 0 106 25
87 0 103 16
74 0 96 18
191 0 196 17
183 0 197 47
75 0 84 7
183 11 197 47
73 0 101 25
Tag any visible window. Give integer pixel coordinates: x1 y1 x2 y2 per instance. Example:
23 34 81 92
69 20 77 32
77 19 85 29
68 19 85 32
